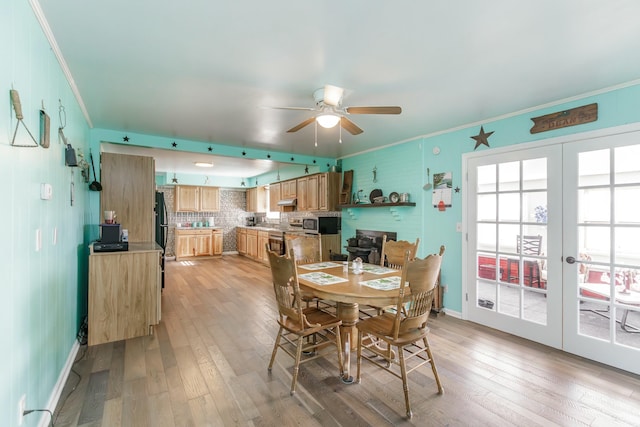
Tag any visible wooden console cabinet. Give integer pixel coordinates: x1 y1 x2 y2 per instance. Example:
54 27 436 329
88 242 162 346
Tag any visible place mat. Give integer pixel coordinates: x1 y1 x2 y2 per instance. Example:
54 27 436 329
361 265 398 275
298 262 343 271
359 276 403 290
299 272 348 286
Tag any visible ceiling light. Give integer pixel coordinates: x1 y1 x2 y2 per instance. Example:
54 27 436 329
194 161 213 167
316 114 340 129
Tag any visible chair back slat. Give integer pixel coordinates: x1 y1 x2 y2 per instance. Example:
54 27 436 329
286 235 322 264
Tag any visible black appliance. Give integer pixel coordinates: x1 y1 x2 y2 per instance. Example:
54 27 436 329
100 223 122 243
93 241 129 252
155 191 168 288
302 216 340 235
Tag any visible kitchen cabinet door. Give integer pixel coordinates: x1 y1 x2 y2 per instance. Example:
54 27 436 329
246 230 258 259
258 231 269 264
175 186 199 212
200 186 220 212
194 233 213 256
306 174 319 211
176 234 194 258
213 230 223 255
269 182 281 212
237 228 247 254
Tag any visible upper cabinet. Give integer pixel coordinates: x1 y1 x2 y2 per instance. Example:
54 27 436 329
175 185 220 212
269 182 281 212
272 172 340 212
246 186 267 213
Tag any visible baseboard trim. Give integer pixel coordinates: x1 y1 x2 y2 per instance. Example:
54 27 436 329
443 308 462 319
40 339 80 427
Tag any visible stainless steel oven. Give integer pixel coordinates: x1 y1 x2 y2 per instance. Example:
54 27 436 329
268 231 285 255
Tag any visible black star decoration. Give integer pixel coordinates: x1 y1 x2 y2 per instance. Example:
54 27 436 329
267 154 271 159
471 126 494 150
171 141 177 148
207 146 212 152
123 136 129 142
455 187 460 193
290 157 294 162
242 151 246 156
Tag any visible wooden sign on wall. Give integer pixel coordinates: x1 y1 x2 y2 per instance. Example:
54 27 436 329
530 103 597 134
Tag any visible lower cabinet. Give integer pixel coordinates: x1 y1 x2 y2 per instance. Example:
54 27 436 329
176 228 222 260
237 227 270 264
88 243 162 346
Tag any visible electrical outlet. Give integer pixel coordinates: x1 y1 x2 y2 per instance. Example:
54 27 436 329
18 394 26 426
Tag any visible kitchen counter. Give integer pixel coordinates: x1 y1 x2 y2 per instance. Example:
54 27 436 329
174 226 222 230
237 225 306 233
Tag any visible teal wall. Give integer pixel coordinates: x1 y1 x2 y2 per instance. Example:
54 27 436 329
341 83 640 313
2 1 94 426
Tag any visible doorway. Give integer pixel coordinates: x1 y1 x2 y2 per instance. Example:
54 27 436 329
464 127 640 374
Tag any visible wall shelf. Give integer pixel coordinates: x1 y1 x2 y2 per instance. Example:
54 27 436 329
338 202 416 209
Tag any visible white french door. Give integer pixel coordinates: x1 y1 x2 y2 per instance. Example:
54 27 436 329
466 145 563 348
464 128 640 374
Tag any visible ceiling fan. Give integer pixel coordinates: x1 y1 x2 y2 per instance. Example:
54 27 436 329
273 84 402 135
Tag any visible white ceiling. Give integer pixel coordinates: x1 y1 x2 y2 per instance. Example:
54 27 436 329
36 1 640 177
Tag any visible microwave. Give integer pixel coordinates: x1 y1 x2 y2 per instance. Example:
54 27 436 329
302 216 340 235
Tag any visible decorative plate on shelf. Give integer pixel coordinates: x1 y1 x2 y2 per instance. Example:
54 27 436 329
369 188 383 202
389 192 400 203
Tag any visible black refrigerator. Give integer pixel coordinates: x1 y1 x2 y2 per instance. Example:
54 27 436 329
155 191 168 288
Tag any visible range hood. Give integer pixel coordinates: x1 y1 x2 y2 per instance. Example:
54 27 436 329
277 198 297 207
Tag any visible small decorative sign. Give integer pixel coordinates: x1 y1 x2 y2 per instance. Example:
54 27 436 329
530 103 597 134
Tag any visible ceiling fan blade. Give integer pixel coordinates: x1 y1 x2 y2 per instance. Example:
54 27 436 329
264 106 317 111
323 84 344 106
340 117 363 135
345 106 402 115
287 117 316 133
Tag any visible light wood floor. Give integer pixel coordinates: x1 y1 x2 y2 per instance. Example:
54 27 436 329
54 255 640 426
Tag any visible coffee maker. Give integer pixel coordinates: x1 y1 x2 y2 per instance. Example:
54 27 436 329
94 211 129 252
246 216 256 226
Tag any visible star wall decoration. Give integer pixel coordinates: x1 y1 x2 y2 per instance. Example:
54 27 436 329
455 187 460 193
207 146 212 152
123 136 129 142
171 141 177 148
471 126 494 150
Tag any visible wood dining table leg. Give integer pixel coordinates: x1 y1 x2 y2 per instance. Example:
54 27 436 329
336 301 359 383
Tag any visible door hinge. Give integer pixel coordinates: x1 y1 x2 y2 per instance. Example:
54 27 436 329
465 293 468 301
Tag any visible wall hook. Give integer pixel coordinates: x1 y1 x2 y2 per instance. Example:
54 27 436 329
372 166 377 183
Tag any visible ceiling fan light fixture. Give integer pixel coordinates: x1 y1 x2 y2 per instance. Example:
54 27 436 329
316 114 340 129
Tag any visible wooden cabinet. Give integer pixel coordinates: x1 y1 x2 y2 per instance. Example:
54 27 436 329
101 153 155 242
281 179 297 200
258 231 270 264
246 186 266 213
175 185 220 212
246 229 258 259
176 228 221 260
88 243 162 346
269 182 281 212
237 227 247 254
318 172 341 211
213 229 223 255
298 174 319 211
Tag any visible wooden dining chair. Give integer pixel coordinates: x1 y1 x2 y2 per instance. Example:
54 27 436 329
266 246 344 395
380 235 420 269
285 234 334 310
356 245 445 419
360 235 421 317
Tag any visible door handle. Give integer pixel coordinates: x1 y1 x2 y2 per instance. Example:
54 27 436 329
566 256 576 264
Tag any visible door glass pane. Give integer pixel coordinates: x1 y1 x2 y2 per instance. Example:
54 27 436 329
477 164 497 191
523 191 547 223
499 161 520 191
477 224 496 251
579 149 609 186
578 188 610 223
477 194 496 221
614 145 640 185
615 187 640 224
498 193 520 221
498 284 520 317
523 289 547 325
498 224 519 254
579 301 611 341
523 158 547 190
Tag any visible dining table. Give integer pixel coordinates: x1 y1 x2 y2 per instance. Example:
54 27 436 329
296 261 403 383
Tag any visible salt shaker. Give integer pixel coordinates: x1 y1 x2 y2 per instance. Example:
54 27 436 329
343 261 348 273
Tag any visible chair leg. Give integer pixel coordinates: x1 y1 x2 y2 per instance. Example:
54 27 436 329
290 333 305 395
424 337 444 394
268 326 284 371
398 346 412 419
356 330 362 383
